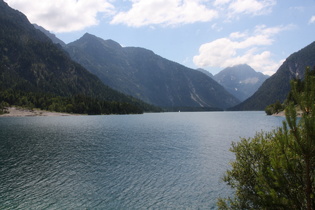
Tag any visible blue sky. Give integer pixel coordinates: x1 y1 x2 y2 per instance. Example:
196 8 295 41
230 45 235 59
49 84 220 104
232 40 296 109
5 0 315 75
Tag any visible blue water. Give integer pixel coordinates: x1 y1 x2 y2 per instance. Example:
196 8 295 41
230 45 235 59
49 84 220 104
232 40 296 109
0 111 284 209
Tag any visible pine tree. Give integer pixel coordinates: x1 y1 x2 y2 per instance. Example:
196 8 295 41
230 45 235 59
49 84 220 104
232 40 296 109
218 67 315 209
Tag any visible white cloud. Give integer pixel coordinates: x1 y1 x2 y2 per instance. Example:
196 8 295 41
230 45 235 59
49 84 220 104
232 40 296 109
229 31 247 39
213 0 231 6
213 0 276 21
193 25 292 75
228 0 276 16
309 16 315 24
110 0 218 27
110 0 277 28
211 23 223 32
5 0 115 33
4 0 278 32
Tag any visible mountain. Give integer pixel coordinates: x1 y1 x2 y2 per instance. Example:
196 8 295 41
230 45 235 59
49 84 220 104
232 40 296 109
33 24 66 47
65 33 240 109
213 64 269 101
0 0 156 113
196 68 214 79
231 41 315 110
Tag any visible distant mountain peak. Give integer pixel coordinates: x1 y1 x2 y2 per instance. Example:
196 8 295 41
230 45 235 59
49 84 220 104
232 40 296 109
195 68 214 79
231 64 251 68
231 40 315 110
222 64 256 73
33 24 66 47
213 64 269 101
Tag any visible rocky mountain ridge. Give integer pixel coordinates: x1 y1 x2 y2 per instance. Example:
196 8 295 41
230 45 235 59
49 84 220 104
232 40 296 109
64 33 240 109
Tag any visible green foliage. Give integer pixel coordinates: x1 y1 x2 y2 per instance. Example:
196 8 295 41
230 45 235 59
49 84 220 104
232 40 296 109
218 67 315 209
0 101 9 114
0 89 143 115
265 100 284 115
265 67 315 115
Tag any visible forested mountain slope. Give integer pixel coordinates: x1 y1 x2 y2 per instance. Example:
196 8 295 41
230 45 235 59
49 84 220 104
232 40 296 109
0 0 157 114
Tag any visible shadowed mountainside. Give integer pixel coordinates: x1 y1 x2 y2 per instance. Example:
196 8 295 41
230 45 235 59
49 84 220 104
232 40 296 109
0 0 158 113
65 33 240 109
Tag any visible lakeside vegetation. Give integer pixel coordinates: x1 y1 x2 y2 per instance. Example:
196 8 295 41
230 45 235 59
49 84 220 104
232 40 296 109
0 89 145 115
265 66 315 116
264 100 284 115
218 67 315 209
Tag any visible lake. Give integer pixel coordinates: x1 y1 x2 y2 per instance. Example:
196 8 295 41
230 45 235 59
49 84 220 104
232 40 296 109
0 111 284 209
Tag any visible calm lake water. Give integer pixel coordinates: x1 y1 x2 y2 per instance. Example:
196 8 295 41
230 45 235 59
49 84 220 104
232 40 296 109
0 111 284 209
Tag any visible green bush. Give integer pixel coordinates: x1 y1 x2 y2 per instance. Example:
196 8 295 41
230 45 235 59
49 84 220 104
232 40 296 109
219 67 315 209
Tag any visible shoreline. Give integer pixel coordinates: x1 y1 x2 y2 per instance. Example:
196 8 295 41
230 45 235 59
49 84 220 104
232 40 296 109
0 107 76 117
272 110 285 117
272 110 303 117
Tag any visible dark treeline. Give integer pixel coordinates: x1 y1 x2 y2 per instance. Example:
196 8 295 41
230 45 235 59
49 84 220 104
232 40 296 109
0 89 143 115
265 66 315 115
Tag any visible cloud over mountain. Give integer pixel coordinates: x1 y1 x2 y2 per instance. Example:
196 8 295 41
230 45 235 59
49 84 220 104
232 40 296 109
4 0 313 77
6 0 278 31
193 24 294 75
6 0 115 32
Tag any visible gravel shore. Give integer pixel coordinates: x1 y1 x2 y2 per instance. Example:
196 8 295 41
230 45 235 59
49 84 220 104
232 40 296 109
0 107 75 117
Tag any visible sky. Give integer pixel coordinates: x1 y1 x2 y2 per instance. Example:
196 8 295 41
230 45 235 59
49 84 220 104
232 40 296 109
5 0 315 75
